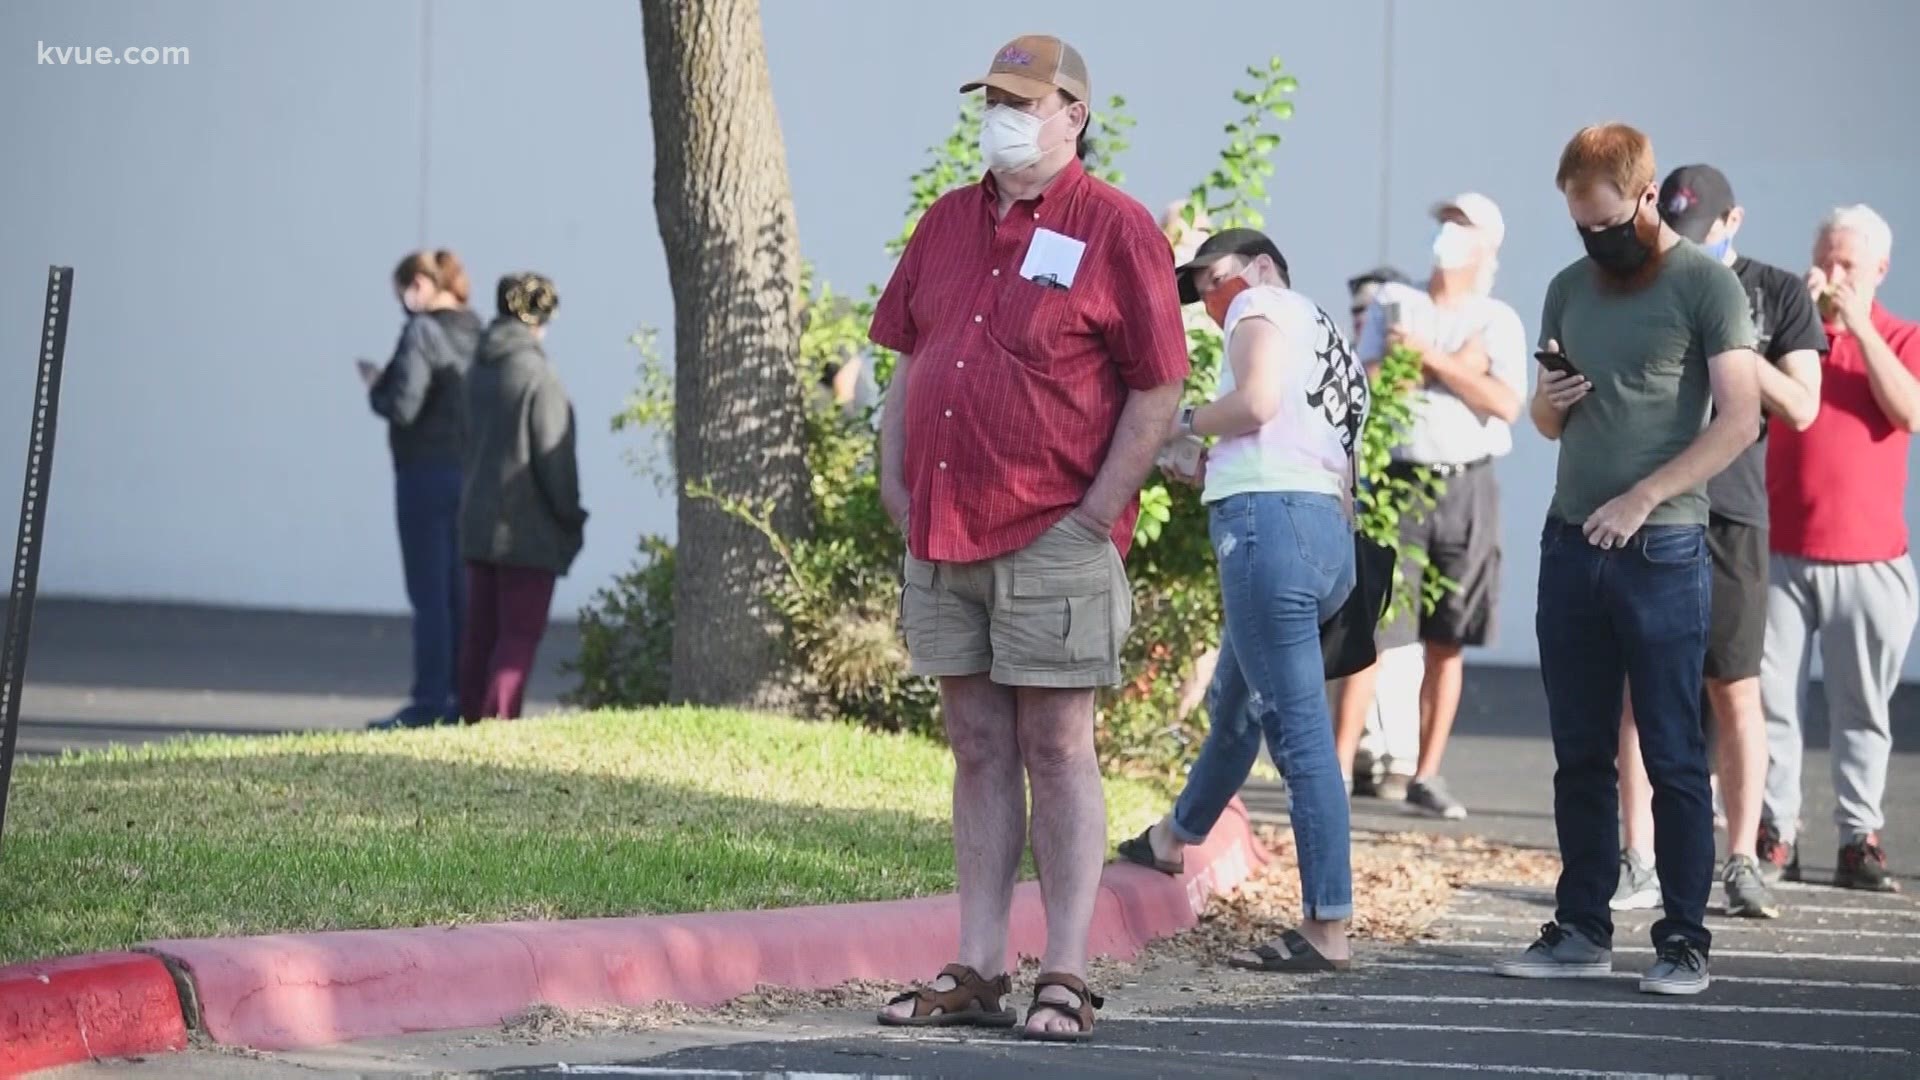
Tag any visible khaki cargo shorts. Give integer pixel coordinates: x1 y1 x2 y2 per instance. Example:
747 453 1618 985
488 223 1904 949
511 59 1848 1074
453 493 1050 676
900 514 1133 689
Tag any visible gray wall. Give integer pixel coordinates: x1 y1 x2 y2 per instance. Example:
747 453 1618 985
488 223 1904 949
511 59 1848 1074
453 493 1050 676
5 0 1920 674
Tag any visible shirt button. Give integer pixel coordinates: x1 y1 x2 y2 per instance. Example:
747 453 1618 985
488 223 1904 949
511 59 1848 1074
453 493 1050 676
1032 212 1040 220
944 409 953 418
973 314 982 323
956 361 965 369
991 269 1000 277
938 461 948 470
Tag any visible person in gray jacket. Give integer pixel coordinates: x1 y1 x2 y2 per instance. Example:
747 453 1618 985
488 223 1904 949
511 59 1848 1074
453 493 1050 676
363 250 482 730
458 272 586 721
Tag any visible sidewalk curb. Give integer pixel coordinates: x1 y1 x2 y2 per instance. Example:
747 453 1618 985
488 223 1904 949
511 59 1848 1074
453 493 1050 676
0 952 188 1078
142 798 1266 1052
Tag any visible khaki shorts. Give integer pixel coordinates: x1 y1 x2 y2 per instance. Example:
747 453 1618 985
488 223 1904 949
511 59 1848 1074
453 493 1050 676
901 515 1133 689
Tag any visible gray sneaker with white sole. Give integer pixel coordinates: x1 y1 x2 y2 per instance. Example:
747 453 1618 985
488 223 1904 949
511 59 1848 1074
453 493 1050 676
1492 923 1613 979
1640 937 1710 995
1406 776 1467 820
1610 849 1662 911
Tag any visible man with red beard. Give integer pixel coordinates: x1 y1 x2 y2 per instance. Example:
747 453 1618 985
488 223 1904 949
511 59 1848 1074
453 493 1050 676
1493 123 1761 996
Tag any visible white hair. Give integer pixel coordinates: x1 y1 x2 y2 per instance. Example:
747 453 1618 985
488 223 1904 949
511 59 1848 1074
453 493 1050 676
1818 204 1894 259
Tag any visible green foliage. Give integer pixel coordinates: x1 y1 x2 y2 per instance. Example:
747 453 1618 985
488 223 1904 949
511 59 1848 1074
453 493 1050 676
1084 94 1136 185
1358 346 1452 622
563 535 674 710
573 57 1442 783
887 95 983 258
611 327 674 493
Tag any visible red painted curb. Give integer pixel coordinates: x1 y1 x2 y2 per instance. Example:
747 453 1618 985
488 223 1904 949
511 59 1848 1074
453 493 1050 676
0 952 188 1078
145 797 1266 1052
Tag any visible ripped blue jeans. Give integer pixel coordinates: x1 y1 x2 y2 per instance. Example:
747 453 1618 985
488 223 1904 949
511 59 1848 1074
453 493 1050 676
1170 491 1356 920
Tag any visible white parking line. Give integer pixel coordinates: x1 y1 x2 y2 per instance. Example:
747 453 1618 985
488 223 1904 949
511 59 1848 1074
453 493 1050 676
1371 959 1916 992
1458 895 1917 919
1427 939 1918 963
1462 882 1918 906
1442 912 1920 938
901 1033 1690 1077
1122 1016 1909 1055
1736 903 1920 918
1457 898 1920 920
1302 992 1916 1020
1766 881 1916 898
543 1034 858 1077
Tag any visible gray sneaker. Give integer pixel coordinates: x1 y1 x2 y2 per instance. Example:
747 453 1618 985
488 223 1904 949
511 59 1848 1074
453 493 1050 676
1723 854 1781 919
1374 773 1411 801
1610 849 1662 912
1406 776 1467 820
1640 937 1710 995
1492 922 1612 979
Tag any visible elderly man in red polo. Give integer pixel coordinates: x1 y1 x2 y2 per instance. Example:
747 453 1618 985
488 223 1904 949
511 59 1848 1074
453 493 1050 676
867 34 1189 1043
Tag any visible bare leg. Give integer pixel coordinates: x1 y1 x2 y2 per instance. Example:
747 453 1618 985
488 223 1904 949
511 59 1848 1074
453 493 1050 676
1333 661 1380 780
1016 685 1105 1036
1619 699 1655 860
1708 676 1766 860
879 674 1022 1021
1414 642 1465 779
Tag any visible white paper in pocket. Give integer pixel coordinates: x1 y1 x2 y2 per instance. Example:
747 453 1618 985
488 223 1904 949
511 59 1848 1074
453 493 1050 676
1019 228 1088 290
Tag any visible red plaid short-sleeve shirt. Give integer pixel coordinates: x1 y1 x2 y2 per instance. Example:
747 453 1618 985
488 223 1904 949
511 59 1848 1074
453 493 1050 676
869 160 1190 564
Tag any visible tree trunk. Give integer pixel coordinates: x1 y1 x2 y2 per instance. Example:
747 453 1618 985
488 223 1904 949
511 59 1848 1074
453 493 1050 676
641 0 809 708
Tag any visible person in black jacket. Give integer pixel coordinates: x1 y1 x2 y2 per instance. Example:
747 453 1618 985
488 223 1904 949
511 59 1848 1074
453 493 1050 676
362 250 482 730
458 272 586 721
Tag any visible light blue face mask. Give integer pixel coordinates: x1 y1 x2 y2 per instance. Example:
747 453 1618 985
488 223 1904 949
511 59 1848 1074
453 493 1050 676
1700 235 1733 261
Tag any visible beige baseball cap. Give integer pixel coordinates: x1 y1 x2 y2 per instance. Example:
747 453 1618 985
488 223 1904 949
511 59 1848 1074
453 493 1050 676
1432 192 1506 249
960 35 1091 102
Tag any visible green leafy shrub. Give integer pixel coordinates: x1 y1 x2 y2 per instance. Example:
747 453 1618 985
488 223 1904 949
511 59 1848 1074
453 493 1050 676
564 535 674 709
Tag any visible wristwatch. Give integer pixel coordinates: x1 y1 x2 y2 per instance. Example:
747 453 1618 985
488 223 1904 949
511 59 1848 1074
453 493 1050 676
1178 406 1197 437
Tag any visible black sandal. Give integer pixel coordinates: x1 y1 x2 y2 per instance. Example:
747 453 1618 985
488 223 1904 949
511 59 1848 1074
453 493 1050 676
1020 972 1104 1043
876 963 1016 1028
1226 929 1352 973
1117 824 1184 876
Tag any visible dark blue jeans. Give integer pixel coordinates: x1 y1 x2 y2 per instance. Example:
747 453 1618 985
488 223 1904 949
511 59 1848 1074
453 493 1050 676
1536 518 1714 953
1170 492 1357 920
395 462 465 718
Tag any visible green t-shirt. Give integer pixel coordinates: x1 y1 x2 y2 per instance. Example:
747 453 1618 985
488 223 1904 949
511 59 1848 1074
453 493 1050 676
1540 241 1757 527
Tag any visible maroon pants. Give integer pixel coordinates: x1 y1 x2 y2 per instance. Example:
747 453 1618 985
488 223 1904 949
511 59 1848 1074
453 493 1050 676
459 560 557 721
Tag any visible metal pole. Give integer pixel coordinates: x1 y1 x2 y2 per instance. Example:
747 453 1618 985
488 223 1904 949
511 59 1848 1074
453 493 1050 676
0 266 73 849
1377 0 1397 264
417 0 433 247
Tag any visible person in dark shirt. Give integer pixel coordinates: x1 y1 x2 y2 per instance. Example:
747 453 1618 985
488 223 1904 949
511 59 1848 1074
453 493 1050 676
362 250 483 730
459 273 586 722
1607 167 1827 920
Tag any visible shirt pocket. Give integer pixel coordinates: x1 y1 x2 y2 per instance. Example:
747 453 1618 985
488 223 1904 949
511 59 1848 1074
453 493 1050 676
988 276 1081 366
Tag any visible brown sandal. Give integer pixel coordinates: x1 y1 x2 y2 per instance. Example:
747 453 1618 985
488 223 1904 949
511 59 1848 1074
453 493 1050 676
876 963 1016 1028
1020 972 1104 1043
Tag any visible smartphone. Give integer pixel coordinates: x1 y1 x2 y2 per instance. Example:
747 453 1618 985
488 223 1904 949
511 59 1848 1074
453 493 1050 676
1381 300 1403 328
1534 348 1582 380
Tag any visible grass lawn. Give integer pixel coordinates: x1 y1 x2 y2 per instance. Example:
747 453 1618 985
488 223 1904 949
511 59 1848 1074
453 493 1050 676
0 709 1168 965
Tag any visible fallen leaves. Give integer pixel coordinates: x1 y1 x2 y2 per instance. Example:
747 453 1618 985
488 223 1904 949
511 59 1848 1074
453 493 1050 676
1157 827 1559 962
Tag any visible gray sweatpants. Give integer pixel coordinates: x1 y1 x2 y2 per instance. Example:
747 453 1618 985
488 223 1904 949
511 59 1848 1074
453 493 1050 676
1760 553 1919 845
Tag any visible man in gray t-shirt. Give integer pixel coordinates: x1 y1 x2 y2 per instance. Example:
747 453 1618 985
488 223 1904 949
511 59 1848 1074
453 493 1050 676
1492 123 1761 998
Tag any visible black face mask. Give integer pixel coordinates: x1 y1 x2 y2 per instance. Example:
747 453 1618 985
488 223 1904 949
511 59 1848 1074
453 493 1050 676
1579 205 1651 276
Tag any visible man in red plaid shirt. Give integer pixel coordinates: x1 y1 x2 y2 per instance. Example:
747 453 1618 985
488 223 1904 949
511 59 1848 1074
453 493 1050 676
868 35 1189 1043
